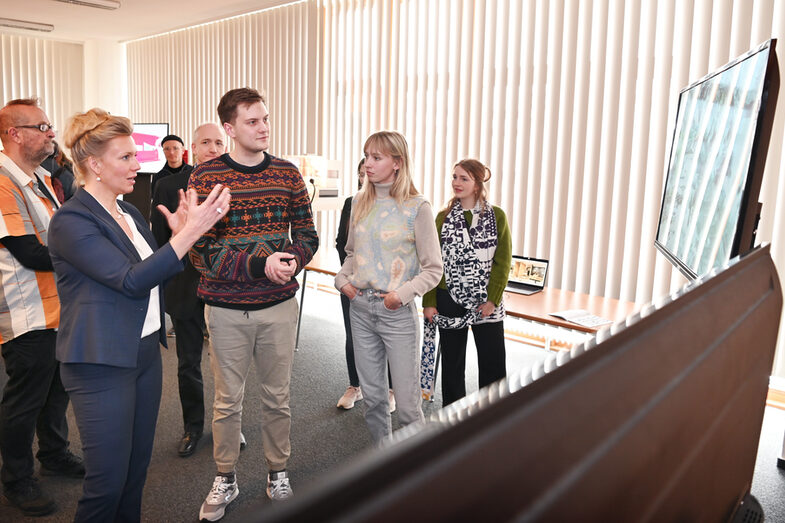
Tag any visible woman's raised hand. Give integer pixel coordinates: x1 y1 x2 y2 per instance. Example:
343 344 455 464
181 184 231 236
157 189 189 236
166 184 231 259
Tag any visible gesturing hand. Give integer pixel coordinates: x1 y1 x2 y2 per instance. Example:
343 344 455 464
182 184 231 235
157 189 188 235
164 184 232 260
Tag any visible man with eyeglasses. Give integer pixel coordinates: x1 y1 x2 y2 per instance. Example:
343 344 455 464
0 98 83 517
151 134 192 196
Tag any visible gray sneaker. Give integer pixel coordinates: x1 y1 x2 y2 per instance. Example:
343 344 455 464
199 474 238 521
266 470 293 501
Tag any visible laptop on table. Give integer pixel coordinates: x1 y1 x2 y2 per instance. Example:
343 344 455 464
506 255 549 295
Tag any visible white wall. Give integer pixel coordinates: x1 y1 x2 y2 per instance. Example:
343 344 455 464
83 39 127 115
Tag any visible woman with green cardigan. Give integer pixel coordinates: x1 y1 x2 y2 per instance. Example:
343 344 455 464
423 159 512 406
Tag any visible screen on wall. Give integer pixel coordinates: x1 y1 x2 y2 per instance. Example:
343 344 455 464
655 40 778 280
132 123 169 174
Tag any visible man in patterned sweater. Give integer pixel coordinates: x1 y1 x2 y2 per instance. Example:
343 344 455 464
189 88 318 522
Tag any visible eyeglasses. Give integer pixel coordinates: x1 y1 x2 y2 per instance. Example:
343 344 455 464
13 124 55 133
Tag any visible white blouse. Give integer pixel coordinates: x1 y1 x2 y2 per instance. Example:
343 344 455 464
99 199 161 338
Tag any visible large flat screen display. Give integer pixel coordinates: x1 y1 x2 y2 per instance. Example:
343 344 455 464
132 123 169 174
655 40 778 280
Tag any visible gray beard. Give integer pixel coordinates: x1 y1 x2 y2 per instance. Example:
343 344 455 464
26 145 53 168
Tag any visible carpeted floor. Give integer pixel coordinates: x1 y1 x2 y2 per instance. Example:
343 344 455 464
0 277 783 521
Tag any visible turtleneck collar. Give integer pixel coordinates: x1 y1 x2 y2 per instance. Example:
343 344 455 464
373 181 393 199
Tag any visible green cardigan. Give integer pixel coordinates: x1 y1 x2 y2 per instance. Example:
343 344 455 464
422 205 512 308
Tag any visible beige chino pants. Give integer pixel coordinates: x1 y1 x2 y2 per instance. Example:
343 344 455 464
205 298 298 473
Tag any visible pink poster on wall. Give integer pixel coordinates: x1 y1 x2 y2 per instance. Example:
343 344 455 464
132 123 169 173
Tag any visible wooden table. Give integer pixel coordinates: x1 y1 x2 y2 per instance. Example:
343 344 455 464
295 249 640 346
303 250 342 277
502 287 639 334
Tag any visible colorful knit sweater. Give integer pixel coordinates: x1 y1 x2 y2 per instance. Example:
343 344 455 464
188 152 318 309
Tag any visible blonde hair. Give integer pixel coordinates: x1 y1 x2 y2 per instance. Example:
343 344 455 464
445 158 492 213
63 108 133 183
352 131 419 224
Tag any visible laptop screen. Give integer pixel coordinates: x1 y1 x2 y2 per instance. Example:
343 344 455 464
508 256 549 288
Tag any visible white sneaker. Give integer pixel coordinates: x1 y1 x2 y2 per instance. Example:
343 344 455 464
337 386 362 409
199 474 239 521
388 389 396 413
267 470 293 501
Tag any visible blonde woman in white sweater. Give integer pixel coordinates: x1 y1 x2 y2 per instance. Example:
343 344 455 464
335 131 442 444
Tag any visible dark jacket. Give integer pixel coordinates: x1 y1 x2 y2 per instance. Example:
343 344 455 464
335 196 352 265
151 163 193 196
151 170 202 319
48 189 183 367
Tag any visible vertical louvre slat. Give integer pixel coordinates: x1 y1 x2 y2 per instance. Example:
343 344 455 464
547 0 578 285
590 0 622 297
605 0 640 299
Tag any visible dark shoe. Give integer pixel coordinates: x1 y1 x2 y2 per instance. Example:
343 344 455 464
40 450 85 478
1 478 56 516
178 432 202 457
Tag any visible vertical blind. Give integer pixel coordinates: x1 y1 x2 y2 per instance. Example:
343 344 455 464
126 0 320 159
127 0 785 379
0 34 84 142
322 0 785 379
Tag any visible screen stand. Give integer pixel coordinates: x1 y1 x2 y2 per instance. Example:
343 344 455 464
751 201 763 251
730 492 764 523
778 430 785 468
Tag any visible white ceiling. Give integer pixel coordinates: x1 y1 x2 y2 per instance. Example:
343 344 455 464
2 0 295 42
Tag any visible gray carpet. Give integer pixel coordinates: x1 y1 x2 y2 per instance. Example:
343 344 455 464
0 281 783 521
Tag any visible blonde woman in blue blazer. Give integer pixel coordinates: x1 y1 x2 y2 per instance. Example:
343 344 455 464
48 108 230 522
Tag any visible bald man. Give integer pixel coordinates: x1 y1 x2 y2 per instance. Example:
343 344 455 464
0 98 83 517
151 123 228 457
191 122 226 165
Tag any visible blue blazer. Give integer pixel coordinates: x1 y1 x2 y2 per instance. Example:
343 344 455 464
49 189 184 367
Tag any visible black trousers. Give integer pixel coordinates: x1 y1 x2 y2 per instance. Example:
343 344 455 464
436 289 506 406
173 312 205 434
340 293 361 387
340 293 392 389
0 329 70 489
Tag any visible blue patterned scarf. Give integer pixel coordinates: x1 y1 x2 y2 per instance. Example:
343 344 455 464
420 201 503 399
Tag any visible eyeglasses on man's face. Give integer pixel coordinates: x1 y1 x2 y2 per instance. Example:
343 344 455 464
9 123 55 133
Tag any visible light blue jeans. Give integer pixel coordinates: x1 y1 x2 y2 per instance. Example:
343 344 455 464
349 290 424 445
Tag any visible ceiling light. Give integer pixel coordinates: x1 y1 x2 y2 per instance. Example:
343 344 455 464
0 17 54 32
54 0 121 9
